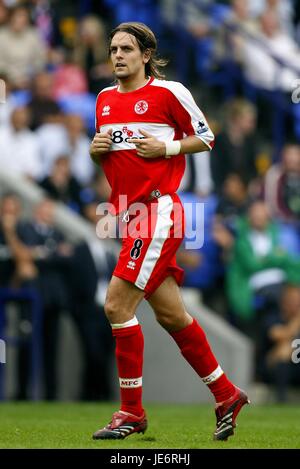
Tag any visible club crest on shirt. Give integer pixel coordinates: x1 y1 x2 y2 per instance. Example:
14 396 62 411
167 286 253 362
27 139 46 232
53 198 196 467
134 100 148 114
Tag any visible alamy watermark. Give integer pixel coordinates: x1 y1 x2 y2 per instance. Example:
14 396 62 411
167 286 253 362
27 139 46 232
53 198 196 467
95 197 205 249
291 79 300 104
291 339 300 364
0 339 6 364
0 79 6 104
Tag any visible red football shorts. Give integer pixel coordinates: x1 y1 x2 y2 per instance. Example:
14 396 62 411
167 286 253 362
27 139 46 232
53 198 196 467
113 193 185 299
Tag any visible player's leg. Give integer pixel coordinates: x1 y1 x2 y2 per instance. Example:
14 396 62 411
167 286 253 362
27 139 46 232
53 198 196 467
148 276 235 398
93 275 147 440
93 195 176 440
148 275 250 440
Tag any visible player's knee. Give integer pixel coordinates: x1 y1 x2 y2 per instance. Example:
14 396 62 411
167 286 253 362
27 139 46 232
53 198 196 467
104 297 131 323
104 299 119 322
155 308 191 332
155 310 178 331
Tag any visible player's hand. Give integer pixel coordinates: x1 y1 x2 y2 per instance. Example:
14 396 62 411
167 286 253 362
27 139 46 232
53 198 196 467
127 129 166 159
89 128 112 164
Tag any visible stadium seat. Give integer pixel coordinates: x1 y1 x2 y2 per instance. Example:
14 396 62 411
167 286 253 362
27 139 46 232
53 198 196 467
104 0 161 34
178 192 222 289
58 92 96 134
10 89 32 107
278 222 300 256
292 101 300 141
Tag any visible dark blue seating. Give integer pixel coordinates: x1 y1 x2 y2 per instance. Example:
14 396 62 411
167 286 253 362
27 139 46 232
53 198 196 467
0 287 43 400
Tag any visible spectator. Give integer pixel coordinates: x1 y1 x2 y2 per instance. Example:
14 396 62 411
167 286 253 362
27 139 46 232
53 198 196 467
226 200 300 335
0 74 17 128
0 194 37 288
36 112 67 177
0 106 42 180
68 194 116 400
241 10 300 92
213 173 250 254
81 169 111 210
0 5 47 89
36 113 94 184
264 143 300 223
73 15 113 94
39 155 84 213
179 151 213 196
64 113 95 185
259 284 300 402
0 193 40 400
185 0 217 40
251 0 295 37
28 0 56 46
295 0 300 44
0 0 9 27
214 0 258 64
51 46 88 100
17 199 72 399
0 192 33 288
210 99 259 190
66 238 115 401
28 72 61 130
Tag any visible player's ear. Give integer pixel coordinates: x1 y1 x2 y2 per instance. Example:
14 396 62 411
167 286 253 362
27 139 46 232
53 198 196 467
143 49 151 64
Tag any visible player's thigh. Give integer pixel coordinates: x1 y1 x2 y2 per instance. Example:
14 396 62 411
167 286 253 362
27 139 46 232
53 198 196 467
104 275 145 323
147 276 192 331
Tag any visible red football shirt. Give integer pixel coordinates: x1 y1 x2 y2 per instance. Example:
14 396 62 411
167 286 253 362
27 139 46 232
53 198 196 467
95 76 215 214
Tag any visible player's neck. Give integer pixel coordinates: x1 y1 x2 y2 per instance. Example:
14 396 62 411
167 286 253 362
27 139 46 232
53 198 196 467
118 75 150 93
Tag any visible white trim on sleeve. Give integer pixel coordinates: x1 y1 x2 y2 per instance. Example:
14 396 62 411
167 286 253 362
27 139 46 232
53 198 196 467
151 79 215 149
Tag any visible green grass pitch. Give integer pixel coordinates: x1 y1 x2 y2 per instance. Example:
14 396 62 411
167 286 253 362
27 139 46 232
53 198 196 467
0 402 299 449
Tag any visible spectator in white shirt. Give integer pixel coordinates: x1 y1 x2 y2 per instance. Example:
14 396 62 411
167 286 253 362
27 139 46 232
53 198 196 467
0 106 42 180
241 10 300 92
37 113 94 185
250 0 295 37
64 114 95 186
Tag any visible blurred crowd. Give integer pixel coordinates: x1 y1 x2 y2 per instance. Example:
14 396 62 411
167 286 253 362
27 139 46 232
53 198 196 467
0 0 300 403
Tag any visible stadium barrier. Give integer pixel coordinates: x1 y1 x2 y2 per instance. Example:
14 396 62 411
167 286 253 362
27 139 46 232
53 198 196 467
0 287 42 400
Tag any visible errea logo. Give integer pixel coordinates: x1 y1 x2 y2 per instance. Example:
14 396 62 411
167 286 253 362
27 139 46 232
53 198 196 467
127 260 136 270
102 105 110 116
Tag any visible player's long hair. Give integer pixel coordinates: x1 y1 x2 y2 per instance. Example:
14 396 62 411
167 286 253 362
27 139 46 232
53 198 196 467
109 22 168 79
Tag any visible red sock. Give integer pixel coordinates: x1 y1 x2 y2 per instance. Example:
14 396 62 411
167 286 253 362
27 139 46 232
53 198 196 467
112 323 144 416
170 318 235 403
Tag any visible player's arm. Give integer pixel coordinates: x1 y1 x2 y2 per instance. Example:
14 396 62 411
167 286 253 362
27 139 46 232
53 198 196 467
127 131 209 159
89 128 112 165
128 82 214 159
179 135 210 153
164 81 215 158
